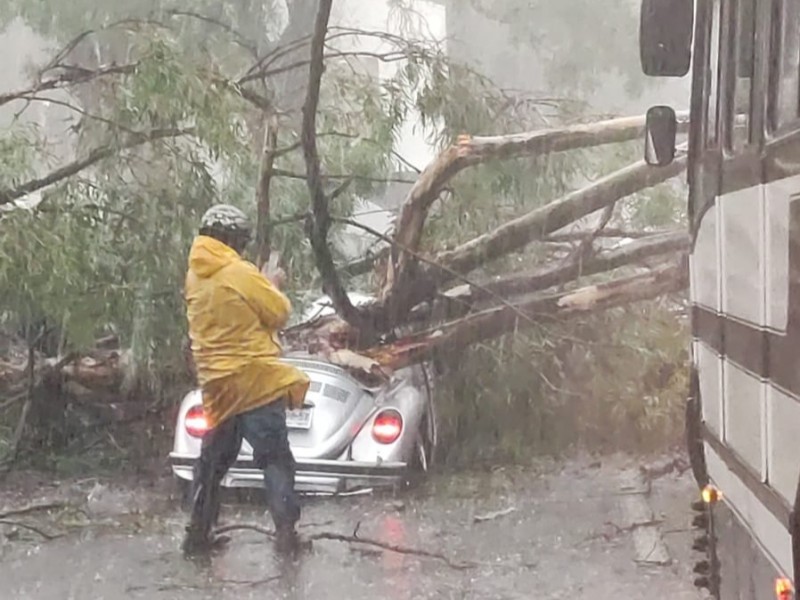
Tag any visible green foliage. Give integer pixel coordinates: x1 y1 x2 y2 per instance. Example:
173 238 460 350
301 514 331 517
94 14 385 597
435 301 689 465
0 0 286 48
0 8 456 372
0 1 691 466
0 124 38 186
604 140 688 230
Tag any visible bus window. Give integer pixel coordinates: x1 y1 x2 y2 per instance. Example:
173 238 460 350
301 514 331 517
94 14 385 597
768 0 800 129
706 0 722 146
730 0 756 150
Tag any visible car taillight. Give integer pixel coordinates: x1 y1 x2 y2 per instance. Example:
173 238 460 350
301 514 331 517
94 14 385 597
185 405 209 438
372 410 403 444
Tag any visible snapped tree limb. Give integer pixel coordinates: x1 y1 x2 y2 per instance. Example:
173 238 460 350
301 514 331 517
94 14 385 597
415 231 690 322
382 112 689 311
254 113 279 268
334 216 548 330
215 522 476 570
366 259 689 370
439 156 688 274
283 153 688 352
545 228 673 242
481 231 689 299
0 501 69 520
392 154 688 316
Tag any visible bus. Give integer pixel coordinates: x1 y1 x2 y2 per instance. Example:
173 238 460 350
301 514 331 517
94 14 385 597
640 0 800 598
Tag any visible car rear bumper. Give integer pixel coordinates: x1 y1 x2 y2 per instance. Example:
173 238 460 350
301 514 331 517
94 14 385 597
169 454 408 495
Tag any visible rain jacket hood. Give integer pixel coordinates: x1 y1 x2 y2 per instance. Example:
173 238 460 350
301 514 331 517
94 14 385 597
185 236 309 427
188 235 237 278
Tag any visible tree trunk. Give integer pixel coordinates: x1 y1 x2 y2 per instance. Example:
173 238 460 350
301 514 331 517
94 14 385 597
410 231 689 323
383 155 688 320
365 259 688 371
383 113 689 309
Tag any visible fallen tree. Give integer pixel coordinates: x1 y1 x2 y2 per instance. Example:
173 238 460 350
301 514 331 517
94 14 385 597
0 79 691 396
408 230 690 323
365 259 688 371
383 112 689 307
375 154 689 324
0 2 692 465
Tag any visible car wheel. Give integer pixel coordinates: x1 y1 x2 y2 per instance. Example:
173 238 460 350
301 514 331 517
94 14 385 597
405 403 437 487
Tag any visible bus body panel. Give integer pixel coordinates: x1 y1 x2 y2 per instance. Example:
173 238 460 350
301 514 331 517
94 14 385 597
706 440 793 576
715 497 785 600
645 0 800 595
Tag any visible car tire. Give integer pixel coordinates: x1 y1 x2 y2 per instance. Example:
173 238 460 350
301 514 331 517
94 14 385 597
404 403 437 488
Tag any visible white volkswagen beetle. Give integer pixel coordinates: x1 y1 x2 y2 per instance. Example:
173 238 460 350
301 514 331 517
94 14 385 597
170 294 437 496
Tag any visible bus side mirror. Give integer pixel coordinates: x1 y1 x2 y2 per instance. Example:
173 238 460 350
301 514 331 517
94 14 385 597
640 0 694 77
645 106 678 166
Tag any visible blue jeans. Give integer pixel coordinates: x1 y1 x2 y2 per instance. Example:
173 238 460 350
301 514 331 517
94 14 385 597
188 399 300 538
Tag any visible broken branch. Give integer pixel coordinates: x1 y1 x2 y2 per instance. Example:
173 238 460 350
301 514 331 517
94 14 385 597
310 531 475 570
366 259 688 370
215 523 475 570
333 217 542 327
0 519 63 540
391 155 689 316
255 114 279 268
384 113 690 308
0 501 69 519
439 156 688 275
0 128 194 207
476 231 690 301
545 228 673 242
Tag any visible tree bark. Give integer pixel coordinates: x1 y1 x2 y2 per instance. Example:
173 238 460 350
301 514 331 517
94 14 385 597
255 114 279 268
365 259 689 371
412 231 690 322
439 156 688 273
387 155 688 318
382 112 689 309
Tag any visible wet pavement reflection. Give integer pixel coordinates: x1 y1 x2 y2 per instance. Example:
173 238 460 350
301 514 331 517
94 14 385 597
0 456 706 600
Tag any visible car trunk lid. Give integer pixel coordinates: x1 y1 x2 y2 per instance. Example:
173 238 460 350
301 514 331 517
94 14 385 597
240 357 375 460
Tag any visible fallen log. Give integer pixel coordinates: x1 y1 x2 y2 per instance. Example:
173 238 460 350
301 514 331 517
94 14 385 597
416 231 689 322
55 351 130 391
383 155 688 321
364 259 688 370
390 113 690 267
438 157 688 281
383 113 689 310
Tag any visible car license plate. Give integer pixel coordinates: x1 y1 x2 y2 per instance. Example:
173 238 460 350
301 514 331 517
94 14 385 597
286 407 313 429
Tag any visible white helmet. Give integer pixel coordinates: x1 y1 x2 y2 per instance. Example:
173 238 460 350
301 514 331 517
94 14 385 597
199 204 252 239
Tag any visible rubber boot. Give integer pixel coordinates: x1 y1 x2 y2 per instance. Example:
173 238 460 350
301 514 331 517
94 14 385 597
274 524 312 556
182 480 230 557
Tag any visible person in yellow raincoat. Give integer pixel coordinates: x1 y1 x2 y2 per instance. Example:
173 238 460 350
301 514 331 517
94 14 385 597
182 204 310 556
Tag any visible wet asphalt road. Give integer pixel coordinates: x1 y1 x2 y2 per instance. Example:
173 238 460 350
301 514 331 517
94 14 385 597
0 455 707 599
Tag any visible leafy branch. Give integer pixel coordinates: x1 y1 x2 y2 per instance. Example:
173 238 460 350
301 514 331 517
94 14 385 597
0 128 194 207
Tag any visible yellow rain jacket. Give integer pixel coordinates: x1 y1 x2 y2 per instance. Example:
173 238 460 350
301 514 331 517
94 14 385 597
185 235 310 428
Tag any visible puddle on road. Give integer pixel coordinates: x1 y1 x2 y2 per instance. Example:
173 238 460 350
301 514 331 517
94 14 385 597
0 457 705 600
